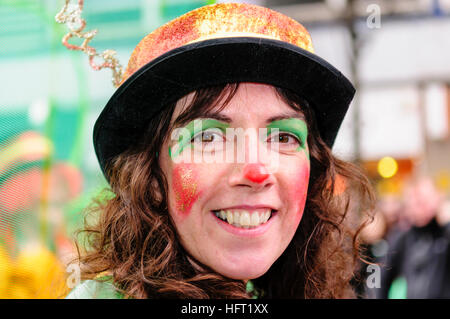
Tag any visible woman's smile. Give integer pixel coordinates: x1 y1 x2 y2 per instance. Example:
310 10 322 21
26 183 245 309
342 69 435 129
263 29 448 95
211 206 275 229
210 207 279 238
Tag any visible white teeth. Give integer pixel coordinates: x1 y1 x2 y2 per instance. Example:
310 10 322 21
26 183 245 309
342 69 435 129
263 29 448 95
240 212 250 227
226 211 233 224
233 211 240 224
251 213 260 226
214 209 273 228
264 210 271 222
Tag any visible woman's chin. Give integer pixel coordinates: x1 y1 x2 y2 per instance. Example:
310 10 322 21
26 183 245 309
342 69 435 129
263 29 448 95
211 257 273 280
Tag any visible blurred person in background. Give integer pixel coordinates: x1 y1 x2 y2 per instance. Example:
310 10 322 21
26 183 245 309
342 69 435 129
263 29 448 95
374 176 450 298
355 206 387 298
360 196 404 267
378 195 406 233
436 198 450 228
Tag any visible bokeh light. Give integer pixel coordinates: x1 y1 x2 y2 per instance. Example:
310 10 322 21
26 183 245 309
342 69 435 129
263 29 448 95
377 156 399 179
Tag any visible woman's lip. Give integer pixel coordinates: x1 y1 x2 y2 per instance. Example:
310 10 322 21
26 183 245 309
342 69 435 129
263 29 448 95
213 205 277 211
210 211 277 237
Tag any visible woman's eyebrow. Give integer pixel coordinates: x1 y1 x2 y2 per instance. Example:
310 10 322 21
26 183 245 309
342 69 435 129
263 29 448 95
178 111 305 126
266 112 305 124
197 112 233 123
173 112 231 128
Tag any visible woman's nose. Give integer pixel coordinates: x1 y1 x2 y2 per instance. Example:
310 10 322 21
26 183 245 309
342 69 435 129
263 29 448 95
227 127 275 189
228 162 273 190
244 163 269 184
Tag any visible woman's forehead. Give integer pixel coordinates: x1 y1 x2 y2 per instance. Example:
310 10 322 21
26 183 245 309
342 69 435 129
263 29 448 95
171 83 305 126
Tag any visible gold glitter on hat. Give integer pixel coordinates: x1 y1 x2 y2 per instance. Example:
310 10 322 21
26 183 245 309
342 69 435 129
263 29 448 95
122 3 314 86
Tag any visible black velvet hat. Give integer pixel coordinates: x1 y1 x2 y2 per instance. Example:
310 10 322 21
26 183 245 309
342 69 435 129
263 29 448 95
93 3 355 179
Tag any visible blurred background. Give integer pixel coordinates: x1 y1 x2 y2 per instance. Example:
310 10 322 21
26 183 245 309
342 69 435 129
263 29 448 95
0 0 449 298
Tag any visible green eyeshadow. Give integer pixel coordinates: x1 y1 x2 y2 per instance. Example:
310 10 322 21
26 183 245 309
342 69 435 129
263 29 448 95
169 119 229 159
266 118 308 154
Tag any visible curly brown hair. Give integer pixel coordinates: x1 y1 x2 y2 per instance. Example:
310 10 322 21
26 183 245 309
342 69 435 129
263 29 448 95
74 83 375 299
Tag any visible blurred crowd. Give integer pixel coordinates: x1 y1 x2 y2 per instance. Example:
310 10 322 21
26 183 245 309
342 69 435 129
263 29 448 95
0 132 81 298
360 176 450 298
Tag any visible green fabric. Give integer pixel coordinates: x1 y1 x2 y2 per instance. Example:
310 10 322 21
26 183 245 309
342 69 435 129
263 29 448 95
246 280 258 299
65 277 124 299
388 276 407 299
67 277 256 299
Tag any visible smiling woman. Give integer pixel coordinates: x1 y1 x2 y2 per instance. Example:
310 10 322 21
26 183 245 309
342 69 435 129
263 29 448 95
66 3 375 299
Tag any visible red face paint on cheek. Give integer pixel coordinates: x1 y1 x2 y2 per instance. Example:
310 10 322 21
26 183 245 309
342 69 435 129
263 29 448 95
172 164 201 217
290 163 310 224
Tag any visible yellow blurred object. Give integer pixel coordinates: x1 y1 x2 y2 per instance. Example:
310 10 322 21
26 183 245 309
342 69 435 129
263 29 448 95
12 244 69 299
377 177 403 195
436 170 450 193
0 131 53 175
8 284 33 299
0 246 13 298
378 156 399 179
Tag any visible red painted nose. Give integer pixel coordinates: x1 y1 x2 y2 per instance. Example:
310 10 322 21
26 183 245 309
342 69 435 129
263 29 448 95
243 164 269 184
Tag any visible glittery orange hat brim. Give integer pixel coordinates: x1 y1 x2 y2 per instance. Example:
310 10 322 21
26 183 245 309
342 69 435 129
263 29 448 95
93 36 355 180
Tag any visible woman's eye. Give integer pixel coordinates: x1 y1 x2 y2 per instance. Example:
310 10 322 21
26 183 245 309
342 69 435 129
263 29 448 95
277 134 291 144
268 133 301 148
192 129 224 144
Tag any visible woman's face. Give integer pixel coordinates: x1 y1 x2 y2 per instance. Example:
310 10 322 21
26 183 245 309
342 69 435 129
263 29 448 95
160 83 310 280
